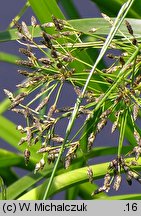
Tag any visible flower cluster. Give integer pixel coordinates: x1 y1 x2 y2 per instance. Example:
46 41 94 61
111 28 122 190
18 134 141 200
4 15 141 196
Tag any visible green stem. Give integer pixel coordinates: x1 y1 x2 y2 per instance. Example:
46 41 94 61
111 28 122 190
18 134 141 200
0 176 6 200
118 109 128 157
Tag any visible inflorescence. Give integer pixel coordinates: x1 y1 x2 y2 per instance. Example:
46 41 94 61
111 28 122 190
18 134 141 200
4 15 141 195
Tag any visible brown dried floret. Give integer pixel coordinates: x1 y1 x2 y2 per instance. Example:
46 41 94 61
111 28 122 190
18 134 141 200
113 174 122 191
125 20 134 36
87 167 94 183
21 21 32 39
34 158 45 173
64 142 79 169
31 16 37 27
18 137 27 146
16 60 34 67
133 104 139 121
38 58 53 66
42 32 53 49
88 132 96 151
52 15 64 31
4 89 14 101
35 96 49 112
97 118 107 132
24 148 30 166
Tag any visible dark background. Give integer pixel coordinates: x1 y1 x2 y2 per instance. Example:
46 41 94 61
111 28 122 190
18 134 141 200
0 0 141 198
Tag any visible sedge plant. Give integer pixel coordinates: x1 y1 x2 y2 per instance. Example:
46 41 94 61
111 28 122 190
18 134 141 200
1 0 141 200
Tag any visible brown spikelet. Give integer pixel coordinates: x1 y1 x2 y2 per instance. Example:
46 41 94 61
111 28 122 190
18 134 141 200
34 158 45 173
51 48 58 58
103 173 111 190
21 21 31 39
31 16 37 27
19 48 36 59
35 96 49 112
111 120 118 133
52 15 64 30
87 167 94 183
51 135 64 143
125 20 134 36
18 137 27 146
38 58 53 66
24 148 30 166
133 104 139 121
47 104 56 119
101 13 113 24
74 86 82 97
88 132 96 151
16 60 34 67
97 118 107 132
134 129 140 145
132 38 138 46
41 22 54 28
25 127 32 145
42 32 53 49
4 89 14 101
113 174 122 191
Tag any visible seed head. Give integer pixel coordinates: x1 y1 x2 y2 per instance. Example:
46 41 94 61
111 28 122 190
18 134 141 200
125 20 134 36
87 167 94 183
113 174 122 191
24 148 30 166
31 16 37 27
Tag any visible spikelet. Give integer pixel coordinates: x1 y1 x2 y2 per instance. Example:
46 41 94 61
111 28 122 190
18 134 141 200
133 104 139 121
88 132 96 151
97 118 107 132
134 129 140 145
31 16 37 27
52 15 64 30
47 104 56 119
125 20 134 36
4 89 14 101
35 96 49 112
111 120 118 133
24 148 30 166
21 21 31 39
113 174 122 191
42 32 53 49
34 158 45 173
87 167 94 183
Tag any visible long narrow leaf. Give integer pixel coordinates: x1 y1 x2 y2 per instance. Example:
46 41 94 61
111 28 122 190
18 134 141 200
1 18 141 42
18 157 141 200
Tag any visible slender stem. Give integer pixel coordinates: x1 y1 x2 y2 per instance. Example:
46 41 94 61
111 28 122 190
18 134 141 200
118 109 128 157
0 176 6 200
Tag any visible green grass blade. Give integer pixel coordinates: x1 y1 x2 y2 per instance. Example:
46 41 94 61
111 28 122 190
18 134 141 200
29 0 65 23
0 176 6 200
18 162 109 200
91 0 141 18
18 157 141 200
1 18 141 42
118 109 128 157
0 149 23 168
0 145 131 200
0 165 64 200
0 52 20 64
0 116 41 163
59 0 80 19
78 182 108 200
107 194 141 200
0 116 21 150
65 187 79 200
0 168 18 186
8 1 30 29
